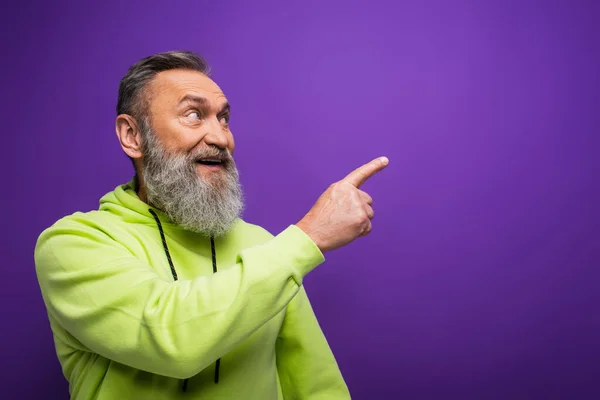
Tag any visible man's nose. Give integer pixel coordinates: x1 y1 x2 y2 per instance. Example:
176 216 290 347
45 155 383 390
203 117 229 149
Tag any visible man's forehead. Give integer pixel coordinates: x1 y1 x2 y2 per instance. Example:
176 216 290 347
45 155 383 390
150 69 226 102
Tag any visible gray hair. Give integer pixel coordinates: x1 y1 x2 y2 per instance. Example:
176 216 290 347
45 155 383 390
116 51 211 122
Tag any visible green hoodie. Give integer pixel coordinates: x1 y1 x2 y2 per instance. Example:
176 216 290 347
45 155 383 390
34 181 350 399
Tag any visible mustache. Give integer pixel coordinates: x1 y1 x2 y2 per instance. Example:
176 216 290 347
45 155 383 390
189 146 232 162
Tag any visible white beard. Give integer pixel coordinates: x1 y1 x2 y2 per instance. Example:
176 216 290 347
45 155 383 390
140 127 244 237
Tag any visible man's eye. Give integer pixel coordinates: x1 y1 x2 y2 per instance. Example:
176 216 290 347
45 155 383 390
187 111 201 119
219 114 230 125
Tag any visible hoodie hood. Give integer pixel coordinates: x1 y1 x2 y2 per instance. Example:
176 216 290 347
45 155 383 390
99 179 174 227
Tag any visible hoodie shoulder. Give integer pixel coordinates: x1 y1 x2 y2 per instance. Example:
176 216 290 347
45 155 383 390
50 209 123 230
36 209 125 248
233 220 275 243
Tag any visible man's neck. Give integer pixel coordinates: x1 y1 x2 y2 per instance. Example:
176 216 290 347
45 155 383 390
134 174 149 204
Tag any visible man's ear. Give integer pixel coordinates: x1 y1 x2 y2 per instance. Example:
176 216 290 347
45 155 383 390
116 114 143 159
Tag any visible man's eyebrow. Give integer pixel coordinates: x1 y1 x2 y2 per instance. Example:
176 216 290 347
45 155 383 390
177 95 230 114
178 94 209 107
219 102 230 114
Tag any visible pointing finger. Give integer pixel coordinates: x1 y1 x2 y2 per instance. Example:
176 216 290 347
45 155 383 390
343 157 389 189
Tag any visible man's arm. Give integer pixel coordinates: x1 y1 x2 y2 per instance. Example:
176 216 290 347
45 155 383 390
276 286 351 399
34 216 323 379
36 157 386 382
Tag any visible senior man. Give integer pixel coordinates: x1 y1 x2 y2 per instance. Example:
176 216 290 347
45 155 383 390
35 51 388 399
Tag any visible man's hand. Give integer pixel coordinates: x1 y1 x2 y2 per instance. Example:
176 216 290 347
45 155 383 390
296 156 389 253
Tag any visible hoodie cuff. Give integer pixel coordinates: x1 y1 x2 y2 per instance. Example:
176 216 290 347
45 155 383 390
270 225 325 283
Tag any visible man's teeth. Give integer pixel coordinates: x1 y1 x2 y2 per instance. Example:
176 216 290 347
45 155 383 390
197 159 222 164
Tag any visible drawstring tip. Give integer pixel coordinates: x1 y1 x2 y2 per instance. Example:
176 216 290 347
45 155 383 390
214 358 221 383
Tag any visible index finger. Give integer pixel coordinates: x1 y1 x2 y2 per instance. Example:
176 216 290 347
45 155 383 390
342 156 389 188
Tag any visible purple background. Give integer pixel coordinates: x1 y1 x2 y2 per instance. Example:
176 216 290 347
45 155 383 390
2 0 599 398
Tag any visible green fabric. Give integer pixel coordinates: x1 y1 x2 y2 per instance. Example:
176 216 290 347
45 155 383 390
35 181 350 399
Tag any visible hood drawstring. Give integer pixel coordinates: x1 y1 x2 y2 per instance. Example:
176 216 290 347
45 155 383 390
210 235 221 384
149 209 221 392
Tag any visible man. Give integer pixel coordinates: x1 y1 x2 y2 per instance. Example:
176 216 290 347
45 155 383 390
35 51 388 399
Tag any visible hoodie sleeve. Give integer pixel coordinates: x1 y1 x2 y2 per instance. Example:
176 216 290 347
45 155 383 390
275 286 351 399
34 217 324 379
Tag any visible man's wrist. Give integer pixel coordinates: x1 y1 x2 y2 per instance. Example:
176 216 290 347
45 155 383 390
294 221 321 251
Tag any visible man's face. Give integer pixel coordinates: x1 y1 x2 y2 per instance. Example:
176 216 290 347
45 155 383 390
139 69 243 237
146 69 235 181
